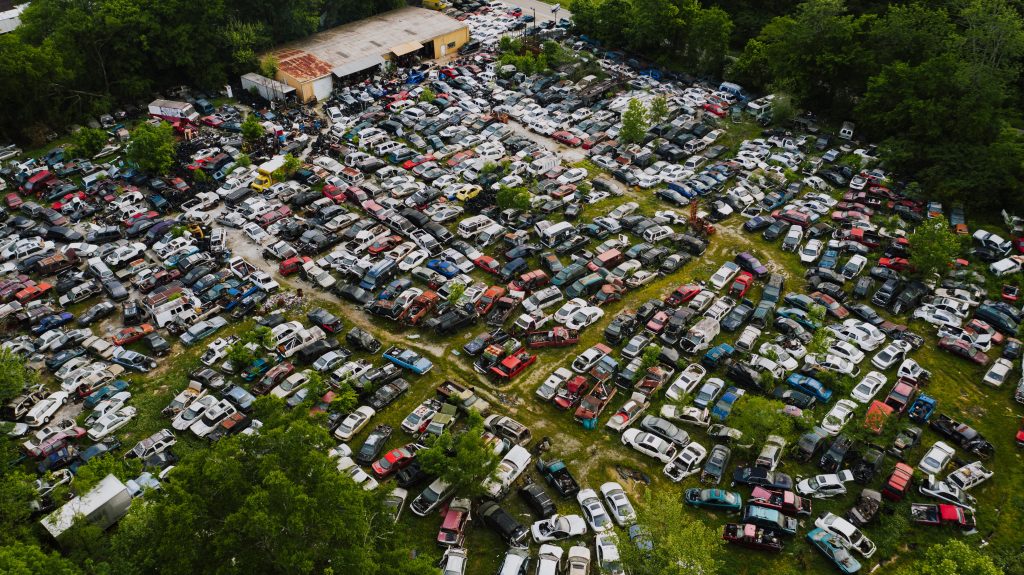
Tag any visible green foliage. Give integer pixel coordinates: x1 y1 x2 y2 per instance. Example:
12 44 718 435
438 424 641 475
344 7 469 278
0 541 83 575
446 282 466 305
192 168 209 183
281 153 301 177
259 54 279 79
418 87 436 103
71 128 108 159
496 186 532 211
226 341 256 370
907 215 963 279
417 411 499 498
620 98 649 144
72 454 144 494
894 539 1003 575
234 153 252 168
648 95 670 126
127 122 176 175
805 304 832 355
728 395 794 449
107 417 436 575
241 114 265 150
639 344 662 372
0 349 37 404
620 489 726 575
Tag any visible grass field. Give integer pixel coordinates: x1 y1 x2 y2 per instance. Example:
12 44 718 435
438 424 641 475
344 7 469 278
38 116 1023 575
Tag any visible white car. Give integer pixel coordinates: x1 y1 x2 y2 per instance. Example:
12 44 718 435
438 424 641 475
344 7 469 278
796 470 855 498
572 345 608 373
566 546 591 575
665 363 706 401
836 319 886 351
333 406 376 441
757 342 800 371
815 512 877 558
913 305 962 328
172 394 217 431
828 341 865 365
536 545 565 575
663 442 708 482
189 400 237 438
336 457 379 490
484 445 532 498
577 488 614 533
558 168 588 184
805 354 860 377
270 371 309 399
243 222 270 244
708 262 741 290
871 340 913 370
531 514 588 543
565 306 605 331
800 239 823 264
850 371 887 403
554 298 587 324
594 532 624 575
537 367 573 401
919 441 956 475
24 391 70 427
621 429 678 464
439 547 468 575
821 399 859 436
982 358 1013 387
87 406 138 440
599 482 636 526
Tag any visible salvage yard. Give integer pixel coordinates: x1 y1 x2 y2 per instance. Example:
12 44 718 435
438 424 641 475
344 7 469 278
3 1 1023 574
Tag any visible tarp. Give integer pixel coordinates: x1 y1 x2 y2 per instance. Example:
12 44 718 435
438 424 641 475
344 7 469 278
332 54 384 78
391 41 424 57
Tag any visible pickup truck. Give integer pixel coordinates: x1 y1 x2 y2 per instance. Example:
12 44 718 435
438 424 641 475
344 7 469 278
574 380 616 426
486 296 520 327
536 455 580 497
910 503 976 529
399 292 440 326
928 414 994 458
436 380 490 414
525 327 579 349
81 335 116 360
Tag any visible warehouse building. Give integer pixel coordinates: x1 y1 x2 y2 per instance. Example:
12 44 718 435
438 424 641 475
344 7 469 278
268 6 469 103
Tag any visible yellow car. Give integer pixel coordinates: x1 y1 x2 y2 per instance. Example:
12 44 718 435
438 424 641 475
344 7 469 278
455 185 482 202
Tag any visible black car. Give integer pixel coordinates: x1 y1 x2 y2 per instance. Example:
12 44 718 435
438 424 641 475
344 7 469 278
103 278 129 302
852 276 875 299
772 387 817 409
366 379 411 410
871 278 903 308
763 220 788 241
731 466 794 490
308 308 343 333
335 283 373 305
721 299 755 332
354 424 392 465
479 501 529 546
69 440 121 473
396 460 431 488
851 448 885 484
819 434 854 472
848 303 884 325
636 299 664 324
122 300 143 326
346 327 382 353
794 426 829 462
519 482 557 518
659 308 694 346
143 333 171 356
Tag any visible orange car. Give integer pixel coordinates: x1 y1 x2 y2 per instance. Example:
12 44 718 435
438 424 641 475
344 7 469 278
15 282 52 304
112 323 155 346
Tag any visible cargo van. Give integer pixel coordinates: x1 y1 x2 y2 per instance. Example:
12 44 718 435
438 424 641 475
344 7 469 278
680 317 720 353
359 258 398 291
476 223 508 248
151 298 198 328
457 215 493 239
540 221 574 248
528 155 559 176
839 121 855 141
718 82 747 101
374 140 401 156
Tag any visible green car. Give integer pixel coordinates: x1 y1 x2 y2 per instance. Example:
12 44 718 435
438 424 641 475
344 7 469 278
684 488 743 512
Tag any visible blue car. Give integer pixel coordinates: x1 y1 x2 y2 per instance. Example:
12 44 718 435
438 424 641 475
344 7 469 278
426 259 459 279
775 307 820 331
32 312 75 335
701 344 735 369
382 346 433 374
711 386 743 421
819 249 840 270
807 528 862 573
786 374 833 403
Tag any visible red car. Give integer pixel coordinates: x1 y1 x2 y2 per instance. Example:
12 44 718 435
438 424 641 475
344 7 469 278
367 235 402 255
437 499 471 546
938 336 989 365
552 131 582 147
475 286 505 315
371 443 423 479
112 323 155 346
474 255 500 274
809 291 849 319
310 391 336 415
646 311 669 334
1016 418 1024 448
200 115 224 128
703 103 727 117
729 272 755 299
402 154 435 170
322 185 346 202
831 210 870 223
489 351 537 380
5 193 23 209
879 257 913 272
665 284 701 307
15 283 51 304
26 427 87 459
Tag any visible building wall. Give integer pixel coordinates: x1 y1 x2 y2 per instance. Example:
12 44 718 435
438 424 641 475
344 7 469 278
275 69 321 103
312 76 334 102
431 28 469 59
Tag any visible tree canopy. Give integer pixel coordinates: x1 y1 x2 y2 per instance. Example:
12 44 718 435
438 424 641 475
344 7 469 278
620 98 649 144
908 216 963 279
126 122 176 175
620 489 726 575
416 411 499 498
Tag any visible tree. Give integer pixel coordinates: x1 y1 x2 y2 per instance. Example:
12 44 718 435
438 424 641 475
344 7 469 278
620 98 648 144
259 54 278 79
496 186 532 211
126 122 176 175
805 304 832 355
446 282 466 306
418 87 436 103
417 411 499 498
639 344 662 372
620 490 725 575
241 113 265 151
107 417 437 575
648 95 669 126
0 349 37 405
895 539 1003 575
907 215 962 279
728 395 794 449
226 341 256 371
281 153 301 176
71 127 108 159
0 541 83 575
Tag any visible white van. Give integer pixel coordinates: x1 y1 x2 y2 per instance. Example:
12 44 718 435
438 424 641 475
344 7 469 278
839 121 855 140
680 317 720 353
151 298 198 328
540 221 574 248
990 257 1022 277
528 154 560 176
476 223 508 247
374 140 401 156
643 225 672 243
457 215 494 239
327 107 344 123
